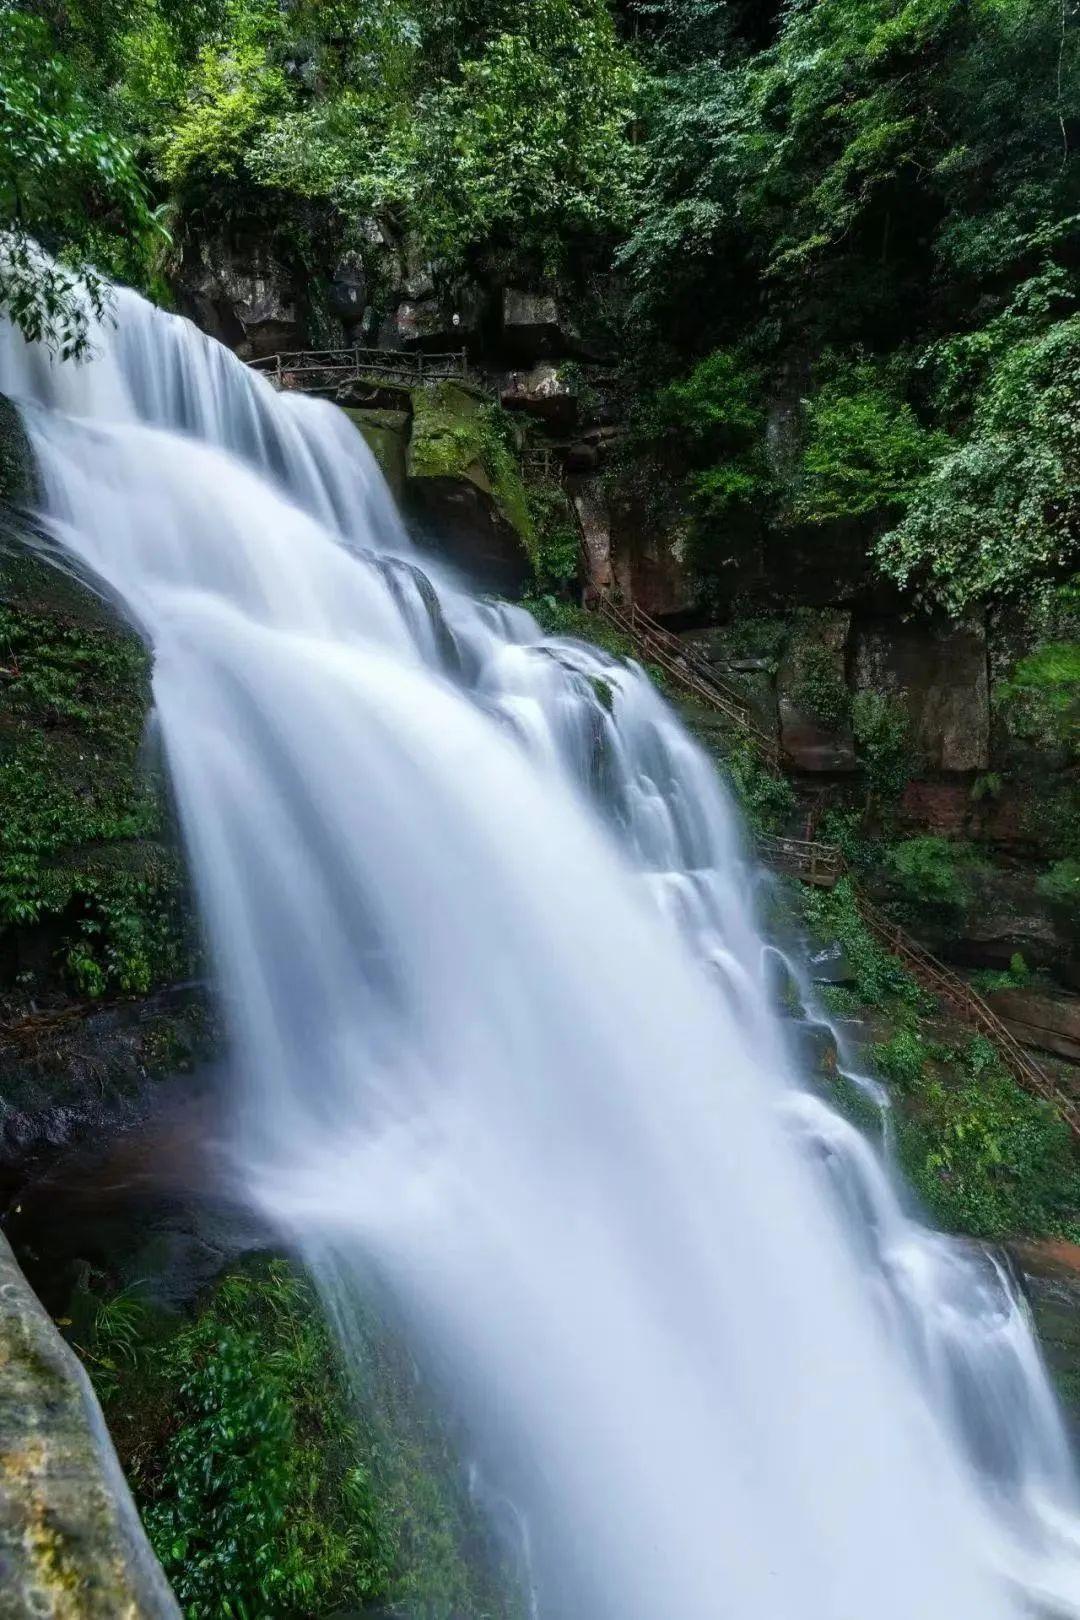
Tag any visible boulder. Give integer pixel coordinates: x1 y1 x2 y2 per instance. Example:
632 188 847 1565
776 611 857 773
341 408 409 500
986 987 1080 1065
916 864 1069 973
500 289 579 360
379 276 487 354
0 1231 180 1616
404 384 532 595
571 477 613 595
500 363 579 432
174 236 305 359
1011 1242 1080 1440
326 252 367 332
854 614 990 772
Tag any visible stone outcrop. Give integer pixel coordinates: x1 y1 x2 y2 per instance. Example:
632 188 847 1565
853 615 990 772
987 987 1080 1064
572 477 613 596
500 289 580 360
174 236 305 359
776 611 856 773
342 407 410 499
0 1231 179 1617
403 384 533 595
500 362 579 431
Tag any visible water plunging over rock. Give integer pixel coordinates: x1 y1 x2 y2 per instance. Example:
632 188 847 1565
4 288 1080 1618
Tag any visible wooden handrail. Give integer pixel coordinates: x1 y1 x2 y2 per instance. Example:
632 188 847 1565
592 594 783 768
248 346 472 392
757 835 1080 1139
621 600 752 714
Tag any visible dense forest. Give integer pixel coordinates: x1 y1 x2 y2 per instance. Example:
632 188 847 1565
3 4 1080 1617
3 0 1078 766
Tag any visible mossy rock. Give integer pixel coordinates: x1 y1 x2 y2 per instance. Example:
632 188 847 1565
0 393 34 513
404 384 534 595
342 407 410 499
0 1230 179 1617
0 541 198 1008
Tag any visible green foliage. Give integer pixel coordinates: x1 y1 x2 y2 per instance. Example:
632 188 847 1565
884 835 970 910
997 636 1080 755
162 36 288 186
623 0 1080 614
851 689 911 803
526 479 580 591
642 346 771 521
871 1026 928 1090
971 951 1032 993
795 358 944 525
527 594 635 660
890 1035 1080 1240
0 583 194 997
878 313 1080 611
410 384 534 550
719 732 796 836
790 638 850 730
802 877 924 1010
417 0 641 269
127 0 639 276
85 1259 516 1620
0 7 161 354
90 1263 392 1618
1038 857 1080 915
817 806 879 871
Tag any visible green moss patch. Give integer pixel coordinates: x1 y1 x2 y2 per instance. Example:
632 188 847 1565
342 406 410 499
408 383 534 554
0 548 196 1000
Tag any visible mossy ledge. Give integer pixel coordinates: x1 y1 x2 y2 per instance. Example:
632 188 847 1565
0 394 211 1181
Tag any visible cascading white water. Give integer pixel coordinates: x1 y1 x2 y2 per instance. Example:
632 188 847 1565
5 287 1080 1617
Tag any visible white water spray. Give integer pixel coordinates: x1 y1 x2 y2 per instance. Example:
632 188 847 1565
4 290 1080 1617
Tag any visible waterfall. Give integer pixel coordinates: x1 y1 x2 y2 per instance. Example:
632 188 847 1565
4 290 1080 1618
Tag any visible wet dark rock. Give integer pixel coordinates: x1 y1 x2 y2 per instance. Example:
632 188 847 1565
785 1016 840 1077
986 987 1080 1065
9 1076 265 1320
807 938 854 985
174 235 305 358
341 408 410 499
404 384 532 595
0 987 219 1207
918 864 1069 975
501 362 580 431
500 288 580 360
327 252 368 331
1011 1242 1080 1440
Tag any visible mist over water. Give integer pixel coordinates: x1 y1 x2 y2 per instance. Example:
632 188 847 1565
5 290 1080 1617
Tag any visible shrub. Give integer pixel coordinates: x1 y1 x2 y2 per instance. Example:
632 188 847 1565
885 835 970 910
795 359 944 525
1038 858 1080 915
896 1039 1080 1240
851 690 912 804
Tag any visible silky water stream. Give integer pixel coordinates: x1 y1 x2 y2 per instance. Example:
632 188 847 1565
3 292 1080 1618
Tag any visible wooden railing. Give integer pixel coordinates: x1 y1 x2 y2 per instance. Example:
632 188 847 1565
592 594 783 767
757 834 846 888
757 835 1080 1139
249 346 472 392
